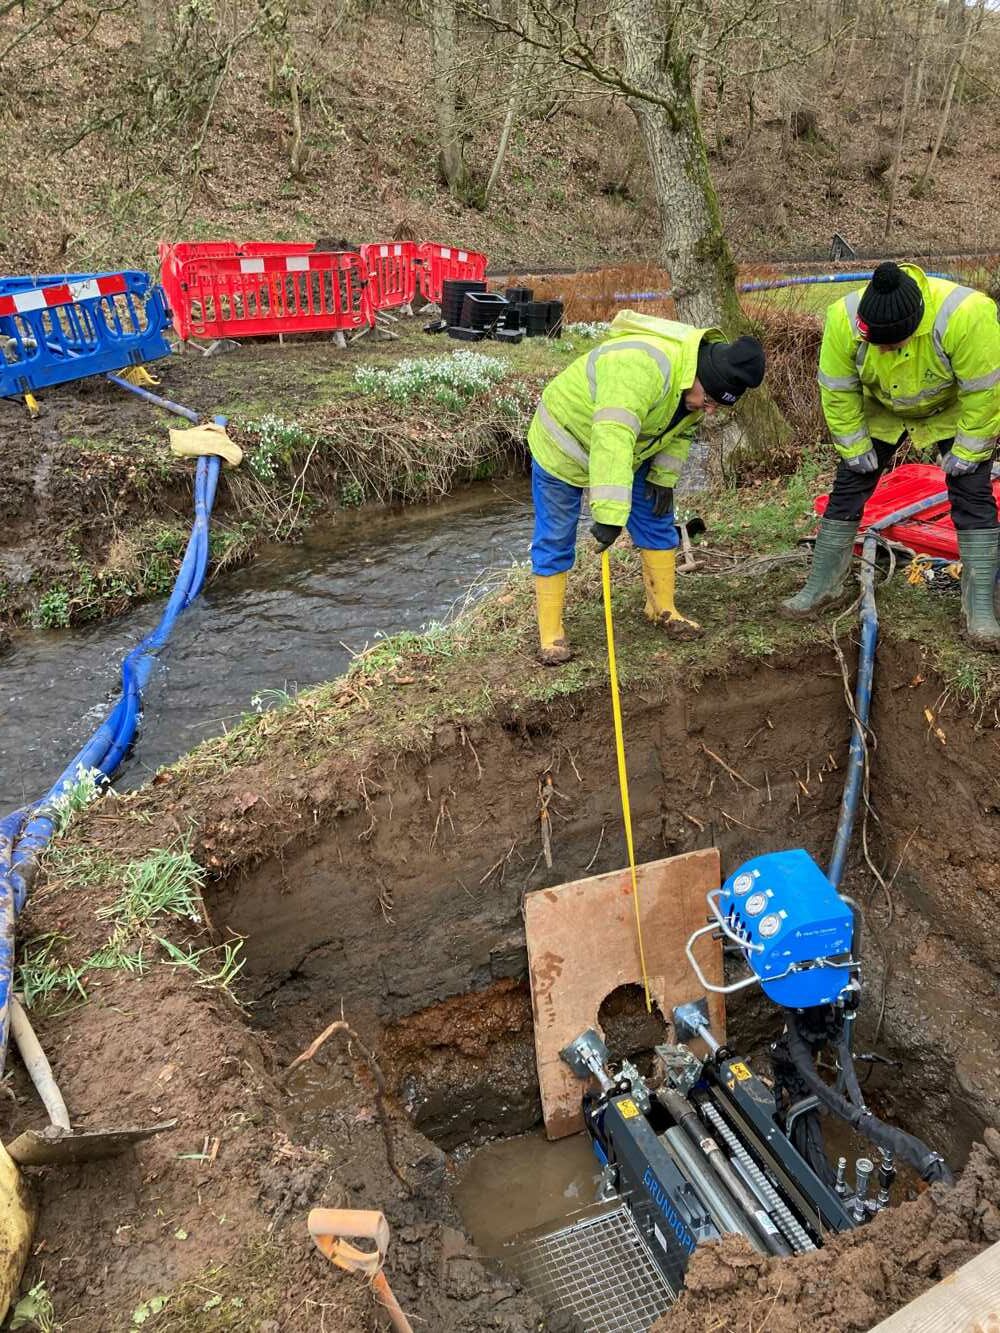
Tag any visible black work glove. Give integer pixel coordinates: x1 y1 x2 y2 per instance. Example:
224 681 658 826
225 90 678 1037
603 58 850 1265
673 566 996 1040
590 522 622 551
645 481 674 518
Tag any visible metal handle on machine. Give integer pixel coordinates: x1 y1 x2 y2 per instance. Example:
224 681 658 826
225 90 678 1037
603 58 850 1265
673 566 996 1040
684 922 763 996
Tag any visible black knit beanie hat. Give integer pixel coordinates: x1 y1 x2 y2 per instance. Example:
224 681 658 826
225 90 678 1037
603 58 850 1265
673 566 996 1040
696 335 766 406
857 263 924 345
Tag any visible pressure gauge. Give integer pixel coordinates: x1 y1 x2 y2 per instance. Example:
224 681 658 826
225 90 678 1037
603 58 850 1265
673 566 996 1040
759 913 781 939
732 873 754 896
745 892 767 916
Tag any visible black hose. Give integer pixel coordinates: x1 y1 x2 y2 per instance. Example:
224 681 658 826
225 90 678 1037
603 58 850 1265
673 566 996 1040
791 1107 836 1187
836 1035 865 1110
785 1013 953 1186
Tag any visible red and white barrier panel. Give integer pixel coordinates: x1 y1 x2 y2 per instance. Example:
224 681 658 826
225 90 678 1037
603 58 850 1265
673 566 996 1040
416 243 488 304
159 246 371 341
0 274 128 317
360 241 419 315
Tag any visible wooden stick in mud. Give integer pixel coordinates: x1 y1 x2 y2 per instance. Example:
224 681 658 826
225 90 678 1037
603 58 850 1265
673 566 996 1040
286 1021 412 1195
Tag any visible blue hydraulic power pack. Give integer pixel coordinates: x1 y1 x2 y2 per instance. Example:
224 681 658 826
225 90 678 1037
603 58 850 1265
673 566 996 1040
719 849 855 1007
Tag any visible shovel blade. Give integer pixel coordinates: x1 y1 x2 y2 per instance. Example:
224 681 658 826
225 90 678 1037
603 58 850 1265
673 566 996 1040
5 1119 177 1167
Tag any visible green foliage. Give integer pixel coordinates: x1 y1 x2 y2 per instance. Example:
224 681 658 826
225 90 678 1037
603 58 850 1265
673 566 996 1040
338 477 365 507
156 936 245 995
250 687 297 714
35 585 71 629
16 935 88 1014
353 350 509 405
96 847 204 927
348 622 456 678
245 414 315 482
11 1281 60 1332
50 765 103 835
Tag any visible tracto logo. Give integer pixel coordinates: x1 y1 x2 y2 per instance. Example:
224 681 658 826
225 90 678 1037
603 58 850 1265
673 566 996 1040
641 1165 697 1254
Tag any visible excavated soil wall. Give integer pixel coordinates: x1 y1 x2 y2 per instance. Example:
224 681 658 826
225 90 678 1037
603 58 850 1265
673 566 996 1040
217 655 846 1127
213 639 1000 1171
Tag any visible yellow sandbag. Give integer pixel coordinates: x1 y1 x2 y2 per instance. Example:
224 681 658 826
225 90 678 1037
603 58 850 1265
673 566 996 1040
169 422 243 467
0 1142 35 1320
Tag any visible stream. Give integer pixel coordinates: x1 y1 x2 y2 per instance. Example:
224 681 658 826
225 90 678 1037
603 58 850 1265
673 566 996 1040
0 481 539 812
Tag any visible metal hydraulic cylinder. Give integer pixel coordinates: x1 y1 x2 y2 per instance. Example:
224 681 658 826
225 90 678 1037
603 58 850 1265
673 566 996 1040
659 1088 791 1257
662 1126 750 1242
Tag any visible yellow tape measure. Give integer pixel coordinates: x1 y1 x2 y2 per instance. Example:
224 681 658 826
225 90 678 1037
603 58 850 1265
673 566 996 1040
601 549 653 1013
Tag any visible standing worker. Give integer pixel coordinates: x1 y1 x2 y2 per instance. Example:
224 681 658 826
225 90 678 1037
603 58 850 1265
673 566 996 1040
529 310 766 665
782 262 1000 648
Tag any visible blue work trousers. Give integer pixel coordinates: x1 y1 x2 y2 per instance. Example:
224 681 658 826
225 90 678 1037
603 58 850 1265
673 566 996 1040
530 460 678 576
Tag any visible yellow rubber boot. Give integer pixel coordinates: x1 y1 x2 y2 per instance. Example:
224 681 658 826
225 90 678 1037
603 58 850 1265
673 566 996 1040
0 1142 35 1321
534 573 574 666
639 548 703 640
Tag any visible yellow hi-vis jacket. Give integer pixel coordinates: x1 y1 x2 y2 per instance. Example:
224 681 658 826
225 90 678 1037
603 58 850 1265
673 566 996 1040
818 265 1000 464
527 311 724 526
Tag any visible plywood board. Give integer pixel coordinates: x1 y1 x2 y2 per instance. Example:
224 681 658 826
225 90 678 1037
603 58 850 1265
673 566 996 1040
525 849 725 1139
868 1238 1000 1331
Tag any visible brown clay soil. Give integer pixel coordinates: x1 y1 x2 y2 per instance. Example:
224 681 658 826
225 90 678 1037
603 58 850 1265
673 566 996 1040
7 571 1000 1332
660 1134 1000 1333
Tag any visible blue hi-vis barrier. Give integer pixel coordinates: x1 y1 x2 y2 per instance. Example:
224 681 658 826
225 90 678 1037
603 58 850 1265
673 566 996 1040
0 269 172 397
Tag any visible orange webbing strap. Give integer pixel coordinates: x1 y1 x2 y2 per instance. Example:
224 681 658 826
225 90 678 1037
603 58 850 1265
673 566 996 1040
308 1208 414 1333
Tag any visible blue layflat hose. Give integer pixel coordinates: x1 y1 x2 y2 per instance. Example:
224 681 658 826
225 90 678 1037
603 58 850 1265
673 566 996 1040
827 492 949 887
0 396 225 1071
614 271 962 302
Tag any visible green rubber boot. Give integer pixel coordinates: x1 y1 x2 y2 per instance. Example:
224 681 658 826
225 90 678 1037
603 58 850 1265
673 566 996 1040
780 518 859 620
957 529 1000 651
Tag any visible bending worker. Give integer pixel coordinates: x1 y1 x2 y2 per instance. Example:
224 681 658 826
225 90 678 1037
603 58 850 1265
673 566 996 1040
782 261 1000 648
528 310 766 665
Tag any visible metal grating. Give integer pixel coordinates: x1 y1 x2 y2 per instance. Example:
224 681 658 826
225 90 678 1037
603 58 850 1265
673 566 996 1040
508 1204 675 1332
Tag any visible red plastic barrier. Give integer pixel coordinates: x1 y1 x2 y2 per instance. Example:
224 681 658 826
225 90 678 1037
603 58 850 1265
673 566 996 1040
815 461 1000 560
361 242 419 314
159 244 370 341
416 242 488 304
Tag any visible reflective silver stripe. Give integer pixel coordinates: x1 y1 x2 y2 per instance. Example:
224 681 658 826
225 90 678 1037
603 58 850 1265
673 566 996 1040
651 450 686 474
932 285 976 373
892 384 947 408
587 340 671 400
832 426 870 448
590 484 632 504
958 367 1000 393
844 293 868 375
537 401 589 469
818 370 861 391
593 406 641 433
954 430 995 454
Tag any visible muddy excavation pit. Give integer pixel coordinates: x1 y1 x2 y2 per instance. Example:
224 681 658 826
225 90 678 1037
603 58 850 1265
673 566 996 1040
185 638 1000 1330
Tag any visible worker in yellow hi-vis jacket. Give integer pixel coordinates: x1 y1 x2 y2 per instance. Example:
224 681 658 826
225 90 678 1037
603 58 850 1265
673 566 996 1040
782 262 1000 649
527 310 766 665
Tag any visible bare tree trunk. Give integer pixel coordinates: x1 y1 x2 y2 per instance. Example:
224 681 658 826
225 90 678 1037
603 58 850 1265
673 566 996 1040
610 0 739 327
916 15 972 194
428 0 470 197
911 0 932 115
884 62 913 240
288 71 309 180
484 3 531 204
138 0 158 59
607 0 789 464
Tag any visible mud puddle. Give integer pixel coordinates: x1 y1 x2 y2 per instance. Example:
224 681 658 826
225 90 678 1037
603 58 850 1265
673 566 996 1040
451 1129 603 1256
0 480 538 810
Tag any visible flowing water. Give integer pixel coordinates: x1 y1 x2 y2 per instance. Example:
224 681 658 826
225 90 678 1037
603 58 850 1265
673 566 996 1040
0 481 538 812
